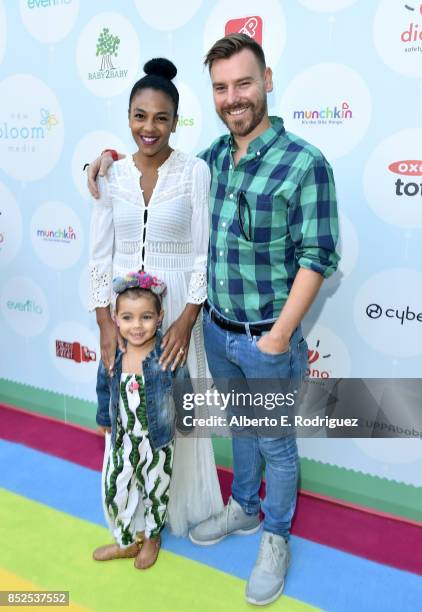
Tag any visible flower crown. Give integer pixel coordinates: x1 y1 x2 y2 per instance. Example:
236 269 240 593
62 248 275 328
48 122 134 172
112 271 167 299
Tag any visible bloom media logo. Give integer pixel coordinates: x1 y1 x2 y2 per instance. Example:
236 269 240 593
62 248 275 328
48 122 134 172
89 27 127 81
225 16 263 45
307 339 332 379
293 102 353 126
56 339 96 363
36 226 77 243
0 108 58 154
388 160 422 197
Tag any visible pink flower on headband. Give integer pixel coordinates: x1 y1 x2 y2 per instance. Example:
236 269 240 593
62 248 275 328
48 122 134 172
112 270 167 298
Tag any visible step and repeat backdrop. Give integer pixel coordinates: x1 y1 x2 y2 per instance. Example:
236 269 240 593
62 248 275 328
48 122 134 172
1 1 422 504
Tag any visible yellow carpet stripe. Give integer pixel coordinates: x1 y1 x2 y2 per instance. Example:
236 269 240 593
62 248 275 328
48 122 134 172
0 488 320 612
0 568 88 611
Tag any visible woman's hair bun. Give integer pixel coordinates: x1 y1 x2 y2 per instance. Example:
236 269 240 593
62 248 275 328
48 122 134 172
143 58 177 81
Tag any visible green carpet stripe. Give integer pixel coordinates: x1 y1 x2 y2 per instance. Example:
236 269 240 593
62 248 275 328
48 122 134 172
0 489 318 612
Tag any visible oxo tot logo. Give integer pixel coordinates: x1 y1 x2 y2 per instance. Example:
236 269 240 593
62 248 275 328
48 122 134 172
388 159 422 197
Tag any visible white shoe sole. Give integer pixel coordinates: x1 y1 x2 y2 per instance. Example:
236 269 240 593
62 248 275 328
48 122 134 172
188 522 261 546
245 581 285 606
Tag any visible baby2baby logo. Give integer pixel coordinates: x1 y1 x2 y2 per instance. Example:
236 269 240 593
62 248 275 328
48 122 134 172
89 27 127 81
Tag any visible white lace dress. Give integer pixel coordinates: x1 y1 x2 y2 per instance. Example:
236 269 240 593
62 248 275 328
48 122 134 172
89 150 223 535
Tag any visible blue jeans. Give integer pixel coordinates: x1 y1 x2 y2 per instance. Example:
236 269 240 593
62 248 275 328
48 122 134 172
203 308 308 538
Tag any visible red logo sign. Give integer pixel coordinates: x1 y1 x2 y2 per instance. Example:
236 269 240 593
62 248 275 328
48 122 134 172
307 339 331 379
56 340 96 363
388 160 422 176
225 16 263 45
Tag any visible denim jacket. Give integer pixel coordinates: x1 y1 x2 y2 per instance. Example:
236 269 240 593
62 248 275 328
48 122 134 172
96 331 191 450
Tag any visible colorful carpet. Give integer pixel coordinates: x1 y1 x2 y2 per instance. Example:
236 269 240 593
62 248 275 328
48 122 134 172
1 405 422 611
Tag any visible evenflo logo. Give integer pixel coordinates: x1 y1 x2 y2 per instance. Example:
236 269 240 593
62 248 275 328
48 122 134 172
225 16 263 45
27 0 72 8
389 160 422 197
293 102 353 126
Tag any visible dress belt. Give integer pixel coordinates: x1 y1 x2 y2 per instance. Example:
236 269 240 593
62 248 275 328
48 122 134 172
204 301 274 336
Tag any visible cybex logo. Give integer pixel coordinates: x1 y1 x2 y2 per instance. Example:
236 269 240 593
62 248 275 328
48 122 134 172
366 303 422 325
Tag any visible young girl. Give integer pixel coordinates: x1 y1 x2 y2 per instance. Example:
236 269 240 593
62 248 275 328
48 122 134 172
93 270 183 569
88 57 223 537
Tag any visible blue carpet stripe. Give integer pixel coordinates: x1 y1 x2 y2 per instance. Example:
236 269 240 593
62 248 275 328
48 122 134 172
1 439 421 612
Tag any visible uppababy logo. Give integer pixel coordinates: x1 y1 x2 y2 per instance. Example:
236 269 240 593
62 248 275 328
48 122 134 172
293 102 353 126
36 226 77 243
56 339 96 363
366 303 422 325
225 16 263 45
89 27 128 81
306 339 332 379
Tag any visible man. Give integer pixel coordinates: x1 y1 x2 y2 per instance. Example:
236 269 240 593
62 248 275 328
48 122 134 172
87 34 339 606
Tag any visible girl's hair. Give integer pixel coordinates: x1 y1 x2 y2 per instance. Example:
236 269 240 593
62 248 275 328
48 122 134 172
115 287 161 314
128 58 179 115
112 271 166 315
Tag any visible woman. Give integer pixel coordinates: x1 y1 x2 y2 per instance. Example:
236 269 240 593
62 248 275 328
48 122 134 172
88 58 223 537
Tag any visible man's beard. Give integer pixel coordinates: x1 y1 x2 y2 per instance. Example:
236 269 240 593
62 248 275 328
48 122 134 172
218 95 267 137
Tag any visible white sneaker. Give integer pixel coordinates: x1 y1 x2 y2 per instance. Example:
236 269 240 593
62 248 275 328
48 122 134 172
245 531 290 606
188 496 260 545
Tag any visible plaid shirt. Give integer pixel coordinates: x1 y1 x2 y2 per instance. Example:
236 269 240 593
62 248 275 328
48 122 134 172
199 116 339 323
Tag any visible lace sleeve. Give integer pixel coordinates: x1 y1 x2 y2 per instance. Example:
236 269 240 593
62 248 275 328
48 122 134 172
188 159 210 304
88 176 115 311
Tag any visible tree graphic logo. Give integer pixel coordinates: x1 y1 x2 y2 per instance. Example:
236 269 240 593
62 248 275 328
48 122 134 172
96 27 120 71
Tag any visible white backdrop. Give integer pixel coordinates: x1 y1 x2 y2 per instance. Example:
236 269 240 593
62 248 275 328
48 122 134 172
1 0 422 495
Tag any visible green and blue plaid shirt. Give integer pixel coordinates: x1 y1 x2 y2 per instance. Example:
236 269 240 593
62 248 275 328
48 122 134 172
200 116 339 323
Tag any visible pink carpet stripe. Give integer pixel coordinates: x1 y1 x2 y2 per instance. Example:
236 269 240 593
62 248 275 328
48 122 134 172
1 402 422 575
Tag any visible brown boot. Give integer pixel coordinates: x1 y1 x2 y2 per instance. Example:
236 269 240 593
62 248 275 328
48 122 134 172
92 542 138 561
134 535 161 570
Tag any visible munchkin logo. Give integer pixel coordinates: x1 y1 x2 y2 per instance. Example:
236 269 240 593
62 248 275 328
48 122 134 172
36 226 77 243
56 340 96 363
306 339 332 379
388 160 422 197
225 16 263 45
293 102 353 126
0 109 58 153
401 3 422 53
